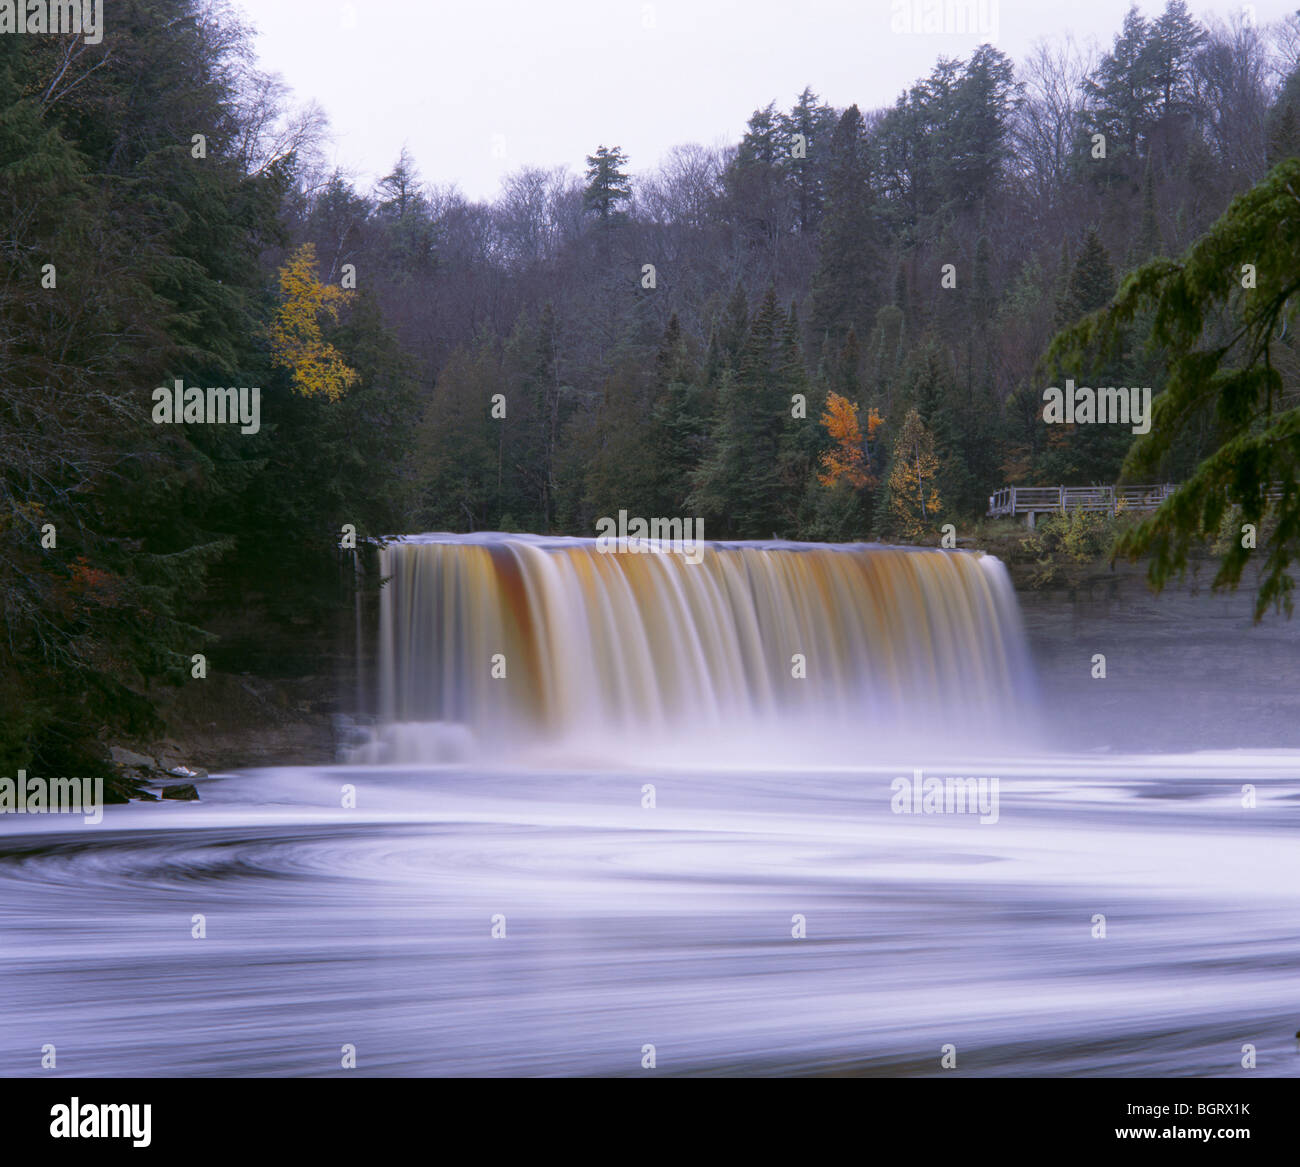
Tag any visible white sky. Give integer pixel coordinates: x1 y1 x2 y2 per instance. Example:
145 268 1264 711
236 0 1296 201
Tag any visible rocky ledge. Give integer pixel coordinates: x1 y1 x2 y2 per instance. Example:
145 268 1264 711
106 747 206 803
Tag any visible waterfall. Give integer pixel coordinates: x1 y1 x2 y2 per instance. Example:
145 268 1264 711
354 534 1037 766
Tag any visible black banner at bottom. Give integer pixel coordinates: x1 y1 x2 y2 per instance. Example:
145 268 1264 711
0 1075 1290 1153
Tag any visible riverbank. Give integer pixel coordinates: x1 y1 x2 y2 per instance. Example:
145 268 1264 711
105 671 338 795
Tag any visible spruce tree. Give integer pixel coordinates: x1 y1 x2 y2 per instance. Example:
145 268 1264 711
649 314 704 514
1082 5 1159 183
811 106 881 351
583 146 632 225
1146 0 1205 121
779 86 836 233
1058 229 1117 327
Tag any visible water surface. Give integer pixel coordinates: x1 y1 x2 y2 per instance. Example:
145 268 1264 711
2 754 1295 1077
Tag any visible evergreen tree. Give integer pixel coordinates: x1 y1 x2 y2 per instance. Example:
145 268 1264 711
1058 229 1117 327
1146 0 1205 122
584 356 660 522
691 286 788 536
1047 229 1134 483
0 0 294 773
649 314 705 514
724 101 795 248
718 282 750 371
779 86 837 233
583 145 632 225
374 148 438 279
871 304 906 417
1081 5 1159 183
1266 65 1300 165
834 327 863 401
811 106 881 351
936 45 1019 209
777 300 819 524
376 146 427 219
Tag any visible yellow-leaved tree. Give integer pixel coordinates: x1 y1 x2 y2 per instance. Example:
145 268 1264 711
818 392 882 489
268 243 358 400
887 408 942 537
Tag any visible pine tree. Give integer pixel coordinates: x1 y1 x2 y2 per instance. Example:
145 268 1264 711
583 145 632 225
374 148 437 279
0 0 294 773
411 338 503 530
779 86 836 233
1268 100 1300 165
872 305 906 416
1146 0 1205 122
937 45 1019 209
718 282 750 371
725 101 795 247
1082 5 1159 182
1266 65 1300 165
585 356 660 522
649 314 704 513
502 304 570 530
1057 229 1116 327
834 328 862 401
1053 237 1072 324
811 105 881 350
1046 229 1135 484
971 234 994 327
777 300 819 519
376 146 427 219
690 286 787 536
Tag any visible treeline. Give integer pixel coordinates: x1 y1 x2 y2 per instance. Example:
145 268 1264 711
290 2 1300 538
3 0 1299 771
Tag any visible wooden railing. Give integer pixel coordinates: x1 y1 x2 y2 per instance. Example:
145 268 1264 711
987 484 1180 518
988 483 1285 521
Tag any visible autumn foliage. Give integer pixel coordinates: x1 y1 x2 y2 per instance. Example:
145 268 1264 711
818 392 881 489
269 244 359 401
888 408 943 537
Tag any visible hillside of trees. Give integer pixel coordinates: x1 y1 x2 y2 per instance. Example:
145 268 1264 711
4 0 1300 773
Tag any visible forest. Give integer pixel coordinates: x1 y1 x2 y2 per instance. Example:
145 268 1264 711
4 0 1300 774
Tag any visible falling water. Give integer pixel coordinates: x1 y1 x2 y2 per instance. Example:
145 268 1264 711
356 534 1038 765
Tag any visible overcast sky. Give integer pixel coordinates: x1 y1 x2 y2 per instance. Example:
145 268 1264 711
236 0 1296 201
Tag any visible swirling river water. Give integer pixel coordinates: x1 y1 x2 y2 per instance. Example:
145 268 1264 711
2 753 1296 1076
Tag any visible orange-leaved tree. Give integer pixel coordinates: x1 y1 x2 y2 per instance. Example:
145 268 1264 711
818 392 882 489
268 243 359 400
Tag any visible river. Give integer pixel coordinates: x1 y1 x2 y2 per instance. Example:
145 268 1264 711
1 751 1296 1076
